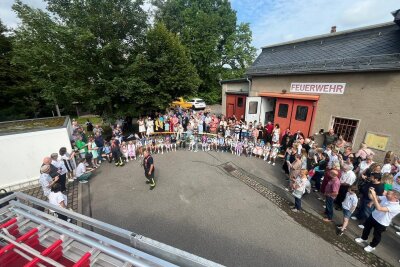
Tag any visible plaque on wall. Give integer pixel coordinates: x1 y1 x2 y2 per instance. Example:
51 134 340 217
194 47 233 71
364 132 390 151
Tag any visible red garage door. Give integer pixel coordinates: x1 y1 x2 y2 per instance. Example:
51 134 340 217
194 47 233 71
274 98 317 139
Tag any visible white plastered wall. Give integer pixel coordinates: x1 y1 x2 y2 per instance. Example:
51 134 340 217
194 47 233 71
0 128 72 188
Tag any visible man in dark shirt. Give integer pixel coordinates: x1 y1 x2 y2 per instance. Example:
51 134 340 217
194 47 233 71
143 151 155 190
94 132 105 162
352 172 384 227
323 128 338 148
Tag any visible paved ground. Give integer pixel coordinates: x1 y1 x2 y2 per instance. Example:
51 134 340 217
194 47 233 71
22 180 79 211
79 149 397 267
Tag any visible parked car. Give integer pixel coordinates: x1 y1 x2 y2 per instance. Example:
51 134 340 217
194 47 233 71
170 97 193 109
187 98 206 110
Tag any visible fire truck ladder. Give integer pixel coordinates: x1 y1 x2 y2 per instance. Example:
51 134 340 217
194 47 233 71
0 192 224 267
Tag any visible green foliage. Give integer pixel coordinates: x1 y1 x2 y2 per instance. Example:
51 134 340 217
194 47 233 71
3 0 256 121
154 0 256 103
0 19 43 121
12 0 148 118
130 23 200 113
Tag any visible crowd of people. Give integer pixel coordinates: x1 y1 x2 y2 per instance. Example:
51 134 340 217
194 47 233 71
39 108 400 255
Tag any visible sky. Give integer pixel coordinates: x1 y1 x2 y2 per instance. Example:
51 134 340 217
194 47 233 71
0 0 399 50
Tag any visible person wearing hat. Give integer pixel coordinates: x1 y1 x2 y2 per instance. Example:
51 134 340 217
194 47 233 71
39 165 59 198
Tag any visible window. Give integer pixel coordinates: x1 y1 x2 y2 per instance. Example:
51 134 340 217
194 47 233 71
295 106 308 121
332 117 359 143
277 104 289 118
248 101 258 114
237 97 244 107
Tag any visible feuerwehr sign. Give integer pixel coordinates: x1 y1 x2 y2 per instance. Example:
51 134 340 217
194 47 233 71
290 83 346 94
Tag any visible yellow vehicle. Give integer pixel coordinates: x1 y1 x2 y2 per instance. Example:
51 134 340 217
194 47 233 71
170 97 193 109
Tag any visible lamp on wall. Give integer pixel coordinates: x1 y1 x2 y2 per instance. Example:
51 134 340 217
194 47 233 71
282 89 287 94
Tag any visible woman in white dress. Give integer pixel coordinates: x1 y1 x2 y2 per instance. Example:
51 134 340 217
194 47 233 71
146 117 154 136
272 123 280 143
138 117 146 138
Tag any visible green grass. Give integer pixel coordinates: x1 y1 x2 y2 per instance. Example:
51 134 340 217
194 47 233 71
74 116 104 126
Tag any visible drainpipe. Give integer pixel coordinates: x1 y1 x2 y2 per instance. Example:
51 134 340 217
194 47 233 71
246 76 252 95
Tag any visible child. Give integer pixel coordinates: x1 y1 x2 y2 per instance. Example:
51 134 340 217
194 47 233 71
291 169 308 212
165 135 171 153
171 135 177 151
207 136 213 151
247 140 254 157
157 136 164 154
235 140 243 156
102 142 112 163
338 185 358 236
120 141 129 162
255 141 264 158
150 137 157 154
188 134 195 151
164 121 170 132
269 142 280 166
112 141 124 166
201 134 208 151
193 134 199 152
218 135 225 152
211 136 218 151
59 147 76 181
231 138 237 154
381 173 394 195
127 140 136 161
263 142 271 161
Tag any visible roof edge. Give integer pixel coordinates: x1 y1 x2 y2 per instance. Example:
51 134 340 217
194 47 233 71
261 22 396 49
220 78 248 84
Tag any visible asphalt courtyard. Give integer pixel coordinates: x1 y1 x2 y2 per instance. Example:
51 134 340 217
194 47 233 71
80 150 395 267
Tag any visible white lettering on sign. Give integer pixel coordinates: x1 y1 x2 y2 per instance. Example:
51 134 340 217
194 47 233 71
290 83 346 94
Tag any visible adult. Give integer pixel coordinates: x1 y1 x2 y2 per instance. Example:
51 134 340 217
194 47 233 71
355 189 400 252
291 130 304 143
92 124 103 136
138 117 146 138
271 124 280 143
323 169 341 222
335 135 347 153
354 142 375 169
51 153 67 192
75 158 94 183
146 117 154 136
48 183 68 221
39 165 59 198
312 152 328 192
265 122 274 143
85 119 94 132
334 163 357 209
323 128 338 148
42 156 59 179
94 132 105 163
352 172 384 226
143 151 156 190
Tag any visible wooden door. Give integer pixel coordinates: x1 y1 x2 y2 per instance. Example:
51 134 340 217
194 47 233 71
289 100 315 137
226 95 235 118
235 96 246 120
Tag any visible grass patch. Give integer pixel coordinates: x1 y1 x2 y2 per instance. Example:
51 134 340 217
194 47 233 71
0 117 67 134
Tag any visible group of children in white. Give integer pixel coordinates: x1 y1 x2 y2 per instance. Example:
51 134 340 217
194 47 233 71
102 133 281 165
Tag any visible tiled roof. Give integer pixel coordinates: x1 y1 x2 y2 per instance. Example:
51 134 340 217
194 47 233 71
247 22 400 76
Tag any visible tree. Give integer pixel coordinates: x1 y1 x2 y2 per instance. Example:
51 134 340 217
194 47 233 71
0 19 42 121
129 23 200 113
153 0 256 103
12 0 148 118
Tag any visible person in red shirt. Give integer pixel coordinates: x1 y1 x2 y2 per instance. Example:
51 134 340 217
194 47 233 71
265 121 274 143
323 169 341 222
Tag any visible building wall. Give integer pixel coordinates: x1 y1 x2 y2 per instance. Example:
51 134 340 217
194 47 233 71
0 127 72 189
250 71 400 159
221 82 249 116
